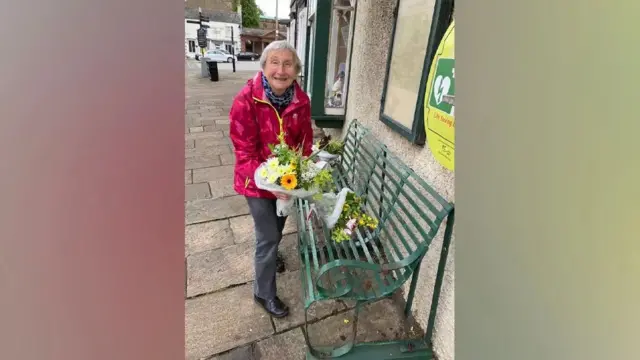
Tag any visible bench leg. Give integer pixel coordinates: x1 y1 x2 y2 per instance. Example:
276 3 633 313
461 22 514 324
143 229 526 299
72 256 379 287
304 300 363 359
404 260 423 317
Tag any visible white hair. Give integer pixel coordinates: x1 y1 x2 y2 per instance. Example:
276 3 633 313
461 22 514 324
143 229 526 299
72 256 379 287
259 40 302 74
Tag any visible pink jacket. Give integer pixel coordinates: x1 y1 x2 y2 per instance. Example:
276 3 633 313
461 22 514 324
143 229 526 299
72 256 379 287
229 71 313 199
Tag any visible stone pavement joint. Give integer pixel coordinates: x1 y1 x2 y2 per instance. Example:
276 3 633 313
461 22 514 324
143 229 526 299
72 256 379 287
184 69 419 360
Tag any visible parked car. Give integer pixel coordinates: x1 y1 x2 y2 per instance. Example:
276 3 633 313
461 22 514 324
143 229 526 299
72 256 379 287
236 52 261 61
202 49 236 63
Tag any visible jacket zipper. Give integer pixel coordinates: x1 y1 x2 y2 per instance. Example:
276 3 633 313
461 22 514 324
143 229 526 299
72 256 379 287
246 97 292 189
252 97 285 141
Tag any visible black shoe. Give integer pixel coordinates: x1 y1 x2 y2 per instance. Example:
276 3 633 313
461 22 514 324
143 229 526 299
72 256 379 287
276 252 286 273
254 295 289 318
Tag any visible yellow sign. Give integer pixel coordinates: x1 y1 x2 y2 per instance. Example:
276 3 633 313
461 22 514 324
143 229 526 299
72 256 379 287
424 21 455 171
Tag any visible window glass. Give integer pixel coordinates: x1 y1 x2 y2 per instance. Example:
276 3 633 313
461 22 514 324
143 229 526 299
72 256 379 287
382 0 436 129
324 0 355 115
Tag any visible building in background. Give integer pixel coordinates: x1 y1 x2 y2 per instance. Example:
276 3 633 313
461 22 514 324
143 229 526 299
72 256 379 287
185 7 241 56
185 0 233 12
239 16 290 54
288 1 456 359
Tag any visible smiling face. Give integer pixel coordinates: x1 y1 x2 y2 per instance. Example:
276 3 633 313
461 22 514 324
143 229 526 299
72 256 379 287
263 49 297 95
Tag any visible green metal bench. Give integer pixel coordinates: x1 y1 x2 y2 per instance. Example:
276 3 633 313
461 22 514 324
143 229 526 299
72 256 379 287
295 120 455 359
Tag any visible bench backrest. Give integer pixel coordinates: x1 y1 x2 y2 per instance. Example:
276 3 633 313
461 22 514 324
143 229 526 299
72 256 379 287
337 120 453 261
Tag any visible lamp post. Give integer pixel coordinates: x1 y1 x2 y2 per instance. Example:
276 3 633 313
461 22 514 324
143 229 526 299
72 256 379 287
186 7 210 77
275 0 279 39
230 26 236 73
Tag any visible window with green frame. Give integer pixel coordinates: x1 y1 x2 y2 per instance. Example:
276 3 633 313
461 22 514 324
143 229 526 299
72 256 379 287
379 0 454 144
307 0 357 128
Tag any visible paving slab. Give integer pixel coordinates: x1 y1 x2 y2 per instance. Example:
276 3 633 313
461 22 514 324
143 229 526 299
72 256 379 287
186 144 232 157
186 170 193 184
195 137 231 148
185 183 212 201
278 233 301 272
186 151 222 170
304 298 409 349
185 284 273 359
192 165 235 183
186 130 225 141
255 328 307 360
188 118 216 127
204 124 230 132
228 215 254 244
186 241 254 297
273 269 345 333
208 178 237 200
211 345 257 360
185 195 249 224
220 152 235 165
185 219 234 256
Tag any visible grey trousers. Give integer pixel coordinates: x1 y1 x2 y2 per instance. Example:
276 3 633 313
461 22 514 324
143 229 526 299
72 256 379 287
246 196 287 300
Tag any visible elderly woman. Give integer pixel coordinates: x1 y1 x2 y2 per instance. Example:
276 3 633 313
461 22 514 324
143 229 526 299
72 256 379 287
229 41 312 318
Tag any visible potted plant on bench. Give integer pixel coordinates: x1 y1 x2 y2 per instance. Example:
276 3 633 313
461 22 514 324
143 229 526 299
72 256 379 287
313 135 344 163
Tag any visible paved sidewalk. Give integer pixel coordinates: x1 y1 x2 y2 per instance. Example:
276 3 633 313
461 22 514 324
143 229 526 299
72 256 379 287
184 70 420 360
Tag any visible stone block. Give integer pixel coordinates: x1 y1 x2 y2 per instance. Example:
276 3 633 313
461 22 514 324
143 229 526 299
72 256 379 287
305 298 409 349
185 196 249 224
185 183 212 201
186 242 254 297
220 152 235 165
185 219 233 256
186 131 225 141
255 328 307 360
186 152 222 170
208 178 237 199
273 269 345 333
185 284 273 359
195 137 231 148
192 165 234 183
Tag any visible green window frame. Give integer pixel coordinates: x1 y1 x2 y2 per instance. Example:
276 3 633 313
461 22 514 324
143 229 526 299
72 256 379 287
379 0 454 145
307 0 358 128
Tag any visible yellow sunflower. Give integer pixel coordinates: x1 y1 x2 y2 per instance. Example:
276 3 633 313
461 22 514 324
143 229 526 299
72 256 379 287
280 173 298 190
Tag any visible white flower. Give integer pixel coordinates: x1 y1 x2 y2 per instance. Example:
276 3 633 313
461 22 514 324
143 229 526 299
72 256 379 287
343 228 352 236
301 163 320 182
267 173 279 184
258 167 268 178
266 157 280 170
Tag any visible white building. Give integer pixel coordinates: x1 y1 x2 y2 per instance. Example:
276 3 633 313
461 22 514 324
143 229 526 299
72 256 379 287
185 7 241 56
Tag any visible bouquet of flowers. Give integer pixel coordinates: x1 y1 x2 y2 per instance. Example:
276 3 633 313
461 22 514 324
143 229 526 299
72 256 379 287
330 191 379 243
254 142 335 217
309 188 379 243
312 135 344 163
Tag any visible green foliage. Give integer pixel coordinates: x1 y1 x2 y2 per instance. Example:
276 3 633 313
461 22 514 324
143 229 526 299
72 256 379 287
232 0 263 28
317 135 344 155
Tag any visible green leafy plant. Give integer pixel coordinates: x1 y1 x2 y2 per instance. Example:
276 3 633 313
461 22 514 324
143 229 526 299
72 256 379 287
316 135 344 155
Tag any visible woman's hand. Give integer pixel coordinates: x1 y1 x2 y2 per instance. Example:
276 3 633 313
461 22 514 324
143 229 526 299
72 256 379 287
272 192 291 200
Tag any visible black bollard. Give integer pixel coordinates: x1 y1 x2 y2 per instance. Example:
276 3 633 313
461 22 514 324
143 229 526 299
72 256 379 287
206 60 219 82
